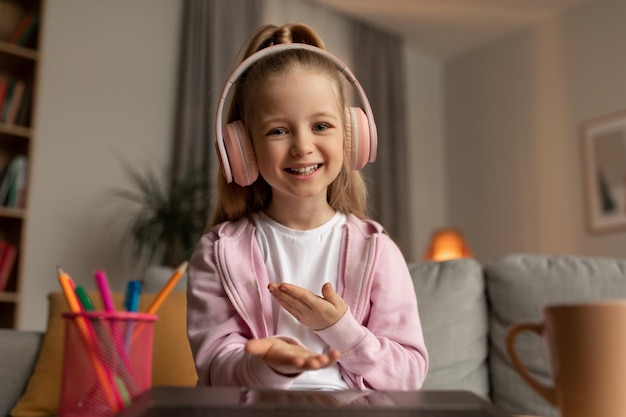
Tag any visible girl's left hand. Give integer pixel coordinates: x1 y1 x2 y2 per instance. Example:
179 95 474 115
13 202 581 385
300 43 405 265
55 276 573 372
268 282 348 331
246 337 340 375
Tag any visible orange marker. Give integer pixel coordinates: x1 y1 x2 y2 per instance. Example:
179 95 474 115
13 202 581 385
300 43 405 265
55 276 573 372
146 261 188 314
58 268 122 411
130 262 189 346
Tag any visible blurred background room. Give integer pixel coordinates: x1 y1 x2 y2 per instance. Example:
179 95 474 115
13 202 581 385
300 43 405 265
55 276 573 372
1 0 625 331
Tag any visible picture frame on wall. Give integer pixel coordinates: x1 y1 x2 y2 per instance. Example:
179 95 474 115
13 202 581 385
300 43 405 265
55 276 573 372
581 110 626 234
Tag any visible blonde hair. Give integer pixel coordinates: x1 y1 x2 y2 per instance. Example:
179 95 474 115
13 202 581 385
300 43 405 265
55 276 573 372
209 23 368 228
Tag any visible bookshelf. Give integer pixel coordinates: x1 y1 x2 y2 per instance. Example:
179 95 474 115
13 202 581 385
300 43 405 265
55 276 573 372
0 0 43 328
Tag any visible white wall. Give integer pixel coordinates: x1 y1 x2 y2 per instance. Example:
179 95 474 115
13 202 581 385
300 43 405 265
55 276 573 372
446 0 626 263
19 0 182 330
404 47 446 261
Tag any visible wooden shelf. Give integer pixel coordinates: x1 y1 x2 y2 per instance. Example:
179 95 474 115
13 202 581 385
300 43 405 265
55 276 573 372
0 206 25 219
0 41 38 60
0 291 18 302
0 123 31 138
0 0 43 328
0 43 37 77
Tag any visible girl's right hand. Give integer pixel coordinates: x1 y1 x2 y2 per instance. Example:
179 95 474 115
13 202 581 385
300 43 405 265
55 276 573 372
245 337 340 376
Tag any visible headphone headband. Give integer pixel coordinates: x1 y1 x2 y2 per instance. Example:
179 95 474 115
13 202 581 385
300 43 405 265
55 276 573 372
215 43 378 184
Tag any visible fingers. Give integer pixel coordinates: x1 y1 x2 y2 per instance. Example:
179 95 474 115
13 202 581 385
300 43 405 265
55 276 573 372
268 282 331 311
303 355 329 369
269 283 311 303
271 282 340 306
268 283 308 315
321 282 339 304
327 348 341 362
268 282 347 330
245 338 341 375
297 349 340 370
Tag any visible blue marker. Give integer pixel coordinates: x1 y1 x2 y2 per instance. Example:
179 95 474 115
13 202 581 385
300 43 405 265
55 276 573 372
123 280 142 353
123 280 142 312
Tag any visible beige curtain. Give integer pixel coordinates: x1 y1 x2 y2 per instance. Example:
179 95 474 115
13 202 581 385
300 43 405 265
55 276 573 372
171 0 261 215
350 22 414 258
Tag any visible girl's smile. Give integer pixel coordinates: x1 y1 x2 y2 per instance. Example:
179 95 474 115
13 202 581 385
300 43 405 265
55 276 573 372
285 163 321 175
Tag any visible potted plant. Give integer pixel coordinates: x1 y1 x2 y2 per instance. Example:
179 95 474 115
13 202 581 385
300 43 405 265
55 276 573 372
113 160 208 271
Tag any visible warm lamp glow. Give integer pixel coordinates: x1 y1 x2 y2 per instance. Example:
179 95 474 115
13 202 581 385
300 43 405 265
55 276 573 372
424 228 473 261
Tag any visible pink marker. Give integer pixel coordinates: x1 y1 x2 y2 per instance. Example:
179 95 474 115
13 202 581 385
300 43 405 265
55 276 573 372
94 270 116 312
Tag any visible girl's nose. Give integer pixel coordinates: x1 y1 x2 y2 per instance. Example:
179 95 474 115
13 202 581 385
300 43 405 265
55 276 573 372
290 131 314 156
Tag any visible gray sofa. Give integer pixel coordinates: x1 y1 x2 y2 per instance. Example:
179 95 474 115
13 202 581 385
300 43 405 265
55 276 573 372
3 253 626 417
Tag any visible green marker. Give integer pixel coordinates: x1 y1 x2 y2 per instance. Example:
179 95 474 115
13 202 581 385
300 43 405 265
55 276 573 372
75 286 94 311
114 375 132 406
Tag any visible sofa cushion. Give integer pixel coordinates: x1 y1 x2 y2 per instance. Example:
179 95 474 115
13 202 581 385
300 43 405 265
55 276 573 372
409 258 489 398
10 291 196 417
0 330 43 417
486 254 626 417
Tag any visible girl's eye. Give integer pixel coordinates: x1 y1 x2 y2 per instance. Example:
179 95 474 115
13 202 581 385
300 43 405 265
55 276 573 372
267 128 287 136
313 123 330 132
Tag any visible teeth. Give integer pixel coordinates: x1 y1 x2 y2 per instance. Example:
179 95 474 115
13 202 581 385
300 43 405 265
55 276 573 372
289 165 319 175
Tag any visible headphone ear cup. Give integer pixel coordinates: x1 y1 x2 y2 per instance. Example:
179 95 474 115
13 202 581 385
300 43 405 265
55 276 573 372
345 107 371 170
223 121 259 186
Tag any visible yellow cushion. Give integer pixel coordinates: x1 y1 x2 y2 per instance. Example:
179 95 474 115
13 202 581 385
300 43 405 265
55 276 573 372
10 291 197 417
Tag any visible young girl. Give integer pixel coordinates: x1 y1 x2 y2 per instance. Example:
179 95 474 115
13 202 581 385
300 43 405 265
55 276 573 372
187 23 428 391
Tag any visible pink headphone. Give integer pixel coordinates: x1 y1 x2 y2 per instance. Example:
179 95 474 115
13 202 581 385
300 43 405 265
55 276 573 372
215 43 378 186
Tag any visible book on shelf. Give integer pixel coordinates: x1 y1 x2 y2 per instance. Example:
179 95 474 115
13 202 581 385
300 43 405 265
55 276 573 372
7 13 38 47
0 155 27 208
0 78 30 126
0 78 15 122
14 83 32 127
8 155 27 208
0 79 8 117
0 161 13 206
0 160 12 205
0 241 17 292
4 80 25 125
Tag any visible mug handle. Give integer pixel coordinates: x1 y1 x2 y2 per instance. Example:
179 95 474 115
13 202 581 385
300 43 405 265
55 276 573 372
505 322 557 406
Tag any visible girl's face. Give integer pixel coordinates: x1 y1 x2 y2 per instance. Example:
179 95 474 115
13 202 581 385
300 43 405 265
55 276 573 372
249 69 344 208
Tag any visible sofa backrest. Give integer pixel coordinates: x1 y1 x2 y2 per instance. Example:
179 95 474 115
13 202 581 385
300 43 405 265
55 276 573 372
409 258 489 398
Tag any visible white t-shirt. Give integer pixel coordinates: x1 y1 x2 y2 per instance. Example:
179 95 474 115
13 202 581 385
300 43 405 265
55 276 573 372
252 211 350 390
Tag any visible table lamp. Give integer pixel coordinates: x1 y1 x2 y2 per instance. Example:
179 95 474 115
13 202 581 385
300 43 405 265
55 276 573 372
424 228 473 261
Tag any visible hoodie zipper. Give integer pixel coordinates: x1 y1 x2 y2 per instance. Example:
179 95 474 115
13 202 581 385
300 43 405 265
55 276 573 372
362 234 379 320
213 240 258 339
351 233 379 324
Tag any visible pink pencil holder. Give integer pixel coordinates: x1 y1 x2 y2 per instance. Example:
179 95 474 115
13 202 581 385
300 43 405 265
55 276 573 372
59 312 157 417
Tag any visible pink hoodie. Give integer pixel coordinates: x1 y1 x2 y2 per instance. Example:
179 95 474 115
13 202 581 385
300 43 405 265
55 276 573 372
187 214 428 390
